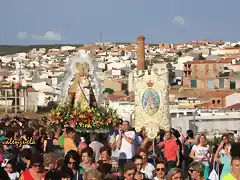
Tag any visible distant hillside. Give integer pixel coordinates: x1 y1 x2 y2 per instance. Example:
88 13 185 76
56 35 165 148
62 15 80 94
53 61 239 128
0 44 83 56
0 42 160 56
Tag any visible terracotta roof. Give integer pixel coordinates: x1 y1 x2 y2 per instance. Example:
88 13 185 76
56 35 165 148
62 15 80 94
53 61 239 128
223 46 239 50
211 92 233 98
184 58 234 64
225 103 240 110
27 87 38 92
112 68 121 70
171 88 236 99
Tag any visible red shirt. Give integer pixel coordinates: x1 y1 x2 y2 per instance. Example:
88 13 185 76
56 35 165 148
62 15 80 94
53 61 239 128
159 139 178 161
21 169 34 180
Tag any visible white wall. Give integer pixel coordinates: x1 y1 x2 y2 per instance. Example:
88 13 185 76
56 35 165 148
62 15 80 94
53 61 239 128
32 82 55 92
0 56 12 63
108 101 134 118
37 92 58 106
226 93 240 107
171 116 240 136
174 56 194 70
227 65 240 72
60 46 76 51
37 93 47 106
211 49 225 55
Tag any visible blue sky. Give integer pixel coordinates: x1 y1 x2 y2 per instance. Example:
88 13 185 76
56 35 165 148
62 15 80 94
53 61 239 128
0 0 238 45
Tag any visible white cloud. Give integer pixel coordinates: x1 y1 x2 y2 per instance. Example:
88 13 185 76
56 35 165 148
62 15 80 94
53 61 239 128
16 32 27 39
32 31 62 41
173 16 185 25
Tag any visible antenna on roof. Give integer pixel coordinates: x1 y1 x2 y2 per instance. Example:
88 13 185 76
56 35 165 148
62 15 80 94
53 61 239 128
100 32 103 43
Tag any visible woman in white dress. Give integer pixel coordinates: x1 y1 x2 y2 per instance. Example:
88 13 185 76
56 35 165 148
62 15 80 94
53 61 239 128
189 134 211 179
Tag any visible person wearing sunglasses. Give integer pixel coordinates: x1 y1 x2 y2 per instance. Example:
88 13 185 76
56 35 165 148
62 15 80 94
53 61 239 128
188 161 205 180
133 155 147 180
154 159 167 180
63 150 82 180
123 162 137 180
19 151 44 180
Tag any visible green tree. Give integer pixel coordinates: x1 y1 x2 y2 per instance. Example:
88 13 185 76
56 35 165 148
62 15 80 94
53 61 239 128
103 88 114 94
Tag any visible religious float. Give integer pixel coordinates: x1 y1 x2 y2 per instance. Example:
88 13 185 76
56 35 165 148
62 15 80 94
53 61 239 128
49 53 119 133
133 36 171 140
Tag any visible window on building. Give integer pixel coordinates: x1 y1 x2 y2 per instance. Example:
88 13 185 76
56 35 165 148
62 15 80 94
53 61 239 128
217 100 221 104
208 80 214 89
212 100 215 104
219 79 224 88
190 80 197 88
230 81 236 90
184 71 187 77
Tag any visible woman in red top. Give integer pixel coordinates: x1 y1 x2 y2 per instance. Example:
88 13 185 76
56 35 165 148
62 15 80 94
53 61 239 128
19 151 44 180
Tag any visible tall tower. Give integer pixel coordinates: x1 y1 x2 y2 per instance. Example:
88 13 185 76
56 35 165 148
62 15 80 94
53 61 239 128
137 36 145 70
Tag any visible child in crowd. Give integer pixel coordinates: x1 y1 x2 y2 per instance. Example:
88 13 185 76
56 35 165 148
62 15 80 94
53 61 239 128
4 160 19 180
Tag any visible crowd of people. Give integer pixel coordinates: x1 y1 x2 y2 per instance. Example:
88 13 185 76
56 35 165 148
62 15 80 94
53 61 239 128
0 116 239 180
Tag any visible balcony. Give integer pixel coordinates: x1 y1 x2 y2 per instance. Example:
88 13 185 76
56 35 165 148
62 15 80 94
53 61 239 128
219 72 230 77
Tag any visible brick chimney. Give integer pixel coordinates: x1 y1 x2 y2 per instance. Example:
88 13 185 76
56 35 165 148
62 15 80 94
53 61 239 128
137 36 145 70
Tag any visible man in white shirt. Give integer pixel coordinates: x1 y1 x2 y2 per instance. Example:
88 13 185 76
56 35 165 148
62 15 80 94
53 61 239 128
89 133 104 162
116 120 135 164
108 119 123 158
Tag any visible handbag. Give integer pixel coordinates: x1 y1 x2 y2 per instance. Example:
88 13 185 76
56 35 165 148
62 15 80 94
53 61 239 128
208 161 219 180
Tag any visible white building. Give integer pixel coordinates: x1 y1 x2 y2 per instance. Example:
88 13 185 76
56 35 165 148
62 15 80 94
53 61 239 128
37 92 59 106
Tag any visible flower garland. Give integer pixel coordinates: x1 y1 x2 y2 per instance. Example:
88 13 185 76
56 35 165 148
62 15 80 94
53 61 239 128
49 102 119 132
